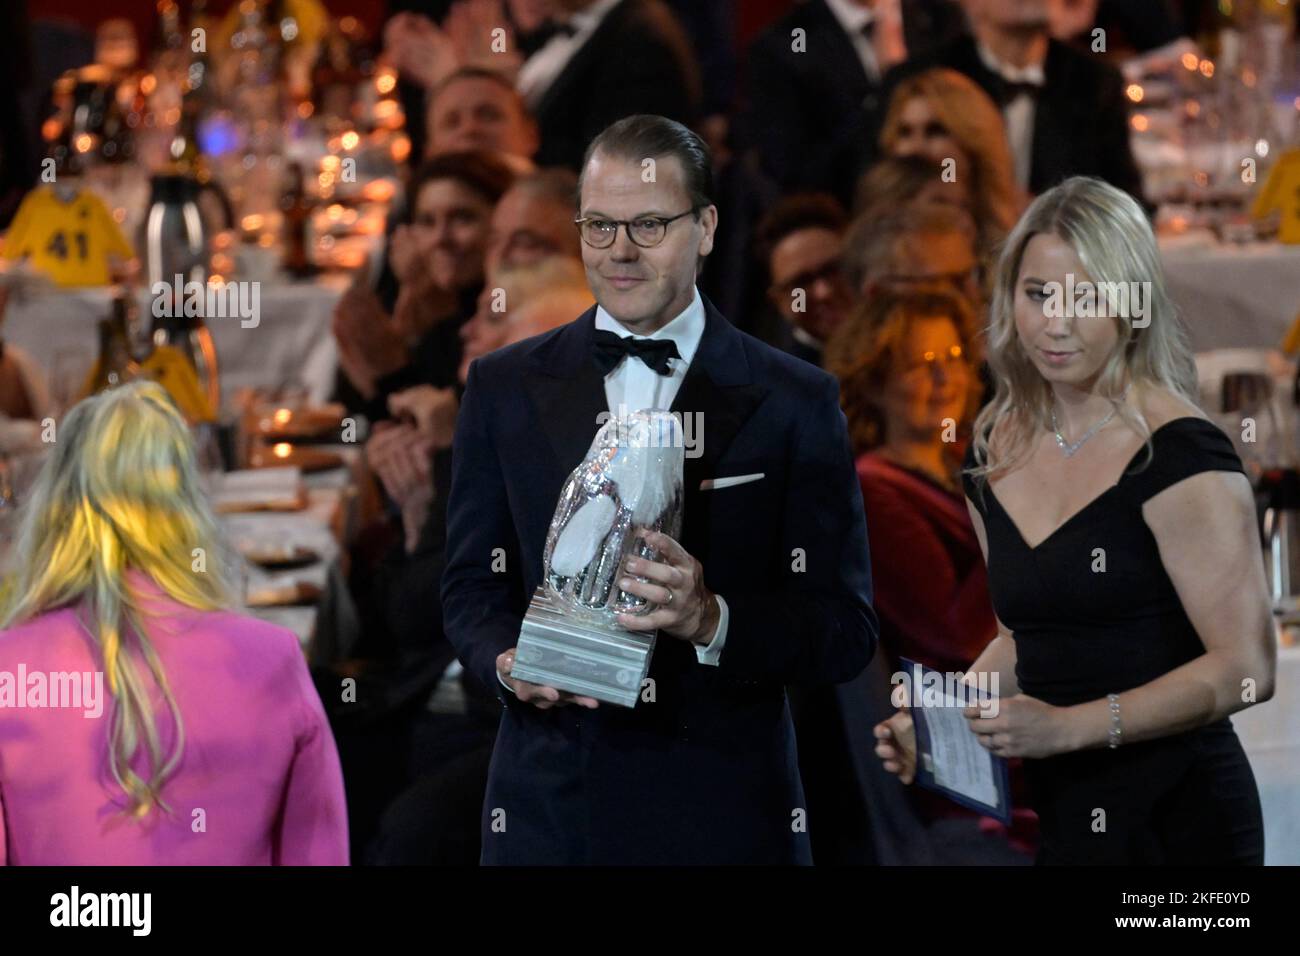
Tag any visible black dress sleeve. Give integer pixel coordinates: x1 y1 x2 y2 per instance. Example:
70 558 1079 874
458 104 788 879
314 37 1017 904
1123 417 1246 504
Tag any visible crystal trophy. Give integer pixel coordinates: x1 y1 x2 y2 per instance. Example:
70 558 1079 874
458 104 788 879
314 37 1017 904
511 410 685 707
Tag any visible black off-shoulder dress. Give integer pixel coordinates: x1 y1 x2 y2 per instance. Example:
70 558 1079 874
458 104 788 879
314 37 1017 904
962 417 1265 865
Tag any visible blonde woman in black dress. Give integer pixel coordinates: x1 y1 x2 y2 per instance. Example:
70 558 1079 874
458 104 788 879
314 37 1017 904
874 176 1277 864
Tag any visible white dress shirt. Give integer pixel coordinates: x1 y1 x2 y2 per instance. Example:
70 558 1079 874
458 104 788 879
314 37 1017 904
823 0 881 84
594 288 727 666
975 40 1046 189
516 0 624 108
498 287 728 696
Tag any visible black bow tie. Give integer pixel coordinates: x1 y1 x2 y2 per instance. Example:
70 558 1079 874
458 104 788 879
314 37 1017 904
592 330 681 375
519 19 577 52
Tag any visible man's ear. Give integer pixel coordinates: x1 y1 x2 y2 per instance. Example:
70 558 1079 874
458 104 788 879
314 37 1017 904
697 204 719 257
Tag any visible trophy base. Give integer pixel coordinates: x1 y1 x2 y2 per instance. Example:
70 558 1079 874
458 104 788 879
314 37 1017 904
511 587 655 708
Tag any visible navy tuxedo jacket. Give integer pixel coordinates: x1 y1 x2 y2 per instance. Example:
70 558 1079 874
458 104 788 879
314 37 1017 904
440 296 878 864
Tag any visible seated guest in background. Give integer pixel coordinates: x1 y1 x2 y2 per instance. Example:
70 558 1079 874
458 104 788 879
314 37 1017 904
824 285 990 674
459 255 592 382
823 284 1036 863
336 256 590 860
0 381 347 865
353 281 587 867
424 66 540 172
332 150 516 422
484 167 582 275
854 154 975 218
876 66 1024 252
741 0 967 205
843 202 983 304
884 0 1144 202
753 194 854 367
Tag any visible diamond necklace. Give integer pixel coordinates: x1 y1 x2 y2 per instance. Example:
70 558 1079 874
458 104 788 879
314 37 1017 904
1050 387 1130 458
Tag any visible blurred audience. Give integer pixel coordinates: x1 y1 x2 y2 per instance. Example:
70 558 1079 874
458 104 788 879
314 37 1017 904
459 255 591 381
332 150 516 422
877 66 1024 248
741 0 967 205
484 167 582 274
517 0 702 169
754 193 853 367
425 67 540 170
853 154 973 219
842 202 983 304
885 0 1144 202
349 264 585 866
387 0 702 172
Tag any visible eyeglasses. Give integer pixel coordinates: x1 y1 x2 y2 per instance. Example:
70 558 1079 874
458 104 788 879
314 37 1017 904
772 261 844 299
574 208 699 249
901 344 968 375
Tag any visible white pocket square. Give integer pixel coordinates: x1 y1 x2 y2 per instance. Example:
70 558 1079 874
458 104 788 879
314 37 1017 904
699 473 765 491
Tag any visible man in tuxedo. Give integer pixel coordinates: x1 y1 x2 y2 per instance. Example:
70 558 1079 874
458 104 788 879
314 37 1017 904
884 0 1144 201
517 0 701 170
441 114 877 864
741 0 966 206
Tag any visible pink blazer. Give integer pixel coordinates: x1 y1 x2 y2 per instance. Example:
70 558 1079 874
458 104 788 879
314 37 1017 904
0 572 348 865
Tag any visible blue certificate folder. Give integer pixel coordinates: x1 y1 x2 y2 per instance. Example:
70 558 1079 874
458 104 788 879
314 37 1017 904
898 658 1013 826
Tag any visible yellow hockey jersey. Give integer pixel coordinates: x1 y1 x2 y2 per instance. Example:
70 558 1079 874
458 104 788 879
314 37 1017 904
2 186 135 286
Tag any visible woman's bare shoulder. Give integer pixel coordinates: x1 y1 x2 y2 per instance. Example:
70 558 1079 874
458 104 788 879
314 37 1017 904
1135 383 1206 431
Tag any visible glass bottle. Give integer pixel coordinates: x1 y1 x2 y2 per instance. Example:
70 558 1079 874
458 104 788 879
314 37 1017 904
143 308 219 422
81 293 140 397
279 161 315 277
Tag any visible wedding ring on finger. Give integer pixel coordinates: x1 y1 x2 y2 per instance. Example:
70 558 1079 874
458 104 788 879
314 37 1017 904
663 588 675 606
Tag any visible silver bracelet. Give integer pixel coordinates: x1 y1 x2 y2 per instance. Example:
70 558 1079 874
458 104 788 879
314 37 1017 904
1107 693 1123 749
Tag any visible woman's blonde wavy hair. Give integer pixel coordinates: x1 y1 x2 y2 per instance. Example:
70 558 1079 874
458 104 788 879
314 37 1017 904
0 380 234 818
967 177 1199 487
879 68 1025 240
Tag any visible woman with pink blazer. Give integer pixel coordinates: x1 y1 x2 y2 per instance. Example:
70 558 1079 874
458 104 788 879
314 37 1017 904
0 381 348 864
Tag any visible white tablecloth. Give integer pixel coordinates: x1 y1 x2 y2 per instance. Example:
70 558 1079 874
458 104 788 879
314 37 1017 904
1161 239 1300 352
2 277 346 406
221 448 364 657
1232 642 1300 865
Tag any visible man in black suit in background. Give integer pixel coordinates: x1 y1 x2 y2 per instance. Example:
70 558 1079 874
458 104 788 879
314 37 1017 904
885 0 1145 202
441 115 877 864
741 0 966 206
517 0 701 170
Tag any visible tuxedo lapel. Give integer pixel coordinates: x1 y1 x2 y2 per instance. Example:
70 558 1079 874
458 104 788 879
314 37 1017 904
533 0 631 123
1029 41 1076 195
670 298 766 507
807 0 875 96
522 307 609 474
